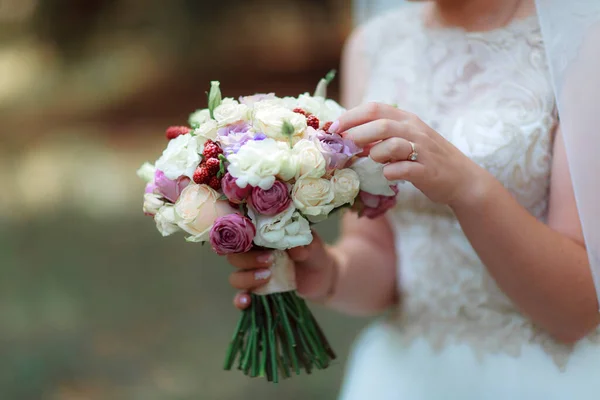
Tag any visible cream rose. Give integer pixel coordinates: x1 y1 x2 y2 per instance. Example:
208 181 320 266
155 134 205 180
253 105 307 143
331 168 360 207
350 157 397 196
155 205 180 236
292 177 335 218
227 138 297 190
143 193 164 215
248 206 312 250
292 139 326 179
193 119 218 141
175 184 237 242
188 108 211 128
213 98 250 126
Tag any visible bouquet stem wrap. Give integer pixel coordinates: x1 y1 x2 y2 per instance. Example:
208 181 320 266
223 251 336 382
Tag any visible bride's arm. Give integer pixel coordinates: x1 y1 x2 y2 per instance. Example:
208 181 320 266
318 27 398 316
452 127 599 343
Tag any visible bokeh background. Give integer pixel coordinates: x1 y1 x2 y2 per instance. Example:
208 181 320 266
0 0 387 399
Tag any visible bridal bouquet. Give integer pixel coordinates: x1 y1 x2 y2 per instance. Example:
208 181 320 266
137 71 398 382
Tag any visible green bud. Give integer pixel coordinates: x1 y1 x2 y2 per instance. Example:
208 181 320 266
282 119 295 148
313 69 337 98
208 81 222 119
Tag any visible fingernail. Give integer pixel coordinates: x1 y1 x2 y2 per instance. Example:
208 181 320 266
329 120 340 133
239 295 249 305
257 253 274 264
254 269 271 280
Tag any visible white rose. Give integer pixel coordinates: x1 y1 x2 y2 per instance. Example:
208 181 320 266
175 184 237 242
213 98 250 126
321 99 346 122
295 93 323 115
155 134 204 180
248 206 312 250
350 157 397 196
331 169 360 207
143 193 164 215
292 177 335 218
136 162 155 183
253 105 307 142
155 205 180 236
294 94 346 123
188 108 211 128
292 139 326 179
280 96 300 110
227 138 297 190
193 119 218 141
250 98 285 111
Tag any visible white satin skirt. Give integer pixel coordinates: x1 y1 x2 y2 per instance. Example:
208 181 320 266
338 321 600 400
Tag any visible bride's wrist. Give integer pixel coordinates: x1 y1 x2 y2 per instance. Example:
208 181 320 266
448 165 496 213
305 245 343 305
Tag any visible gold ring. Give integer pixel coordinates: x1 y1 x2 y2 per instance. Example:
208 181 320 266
407 141 418 162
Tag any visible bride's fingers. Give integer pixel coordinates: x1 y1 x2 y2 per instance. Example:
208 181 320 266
369 137 415 163
343 119 418 148
229 268 272 290
333 102 409 134
383 161 426 182
233 291 251 310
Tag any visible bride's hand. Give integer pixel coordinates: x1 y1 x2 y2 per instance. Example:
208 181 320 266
226 233 337 310
334 103 489 207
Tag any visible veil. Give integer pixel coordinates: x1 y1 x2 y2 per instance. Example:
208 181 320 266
352 0 600 308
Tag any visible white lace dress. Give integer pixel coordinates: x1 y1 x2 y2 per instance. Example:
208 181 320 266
339 5 600 400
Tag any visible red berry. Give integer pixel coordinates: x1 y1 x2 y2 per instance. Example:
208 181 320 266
293 108 309 116
166 126 191 140
193 166 211 184
203 140 223 159
205 158 221 175
306 115 320 130
322 121 333 133
208 176 222 190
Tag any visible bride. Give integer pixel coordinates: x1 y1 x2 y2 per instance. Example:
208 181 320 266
225 0 600 398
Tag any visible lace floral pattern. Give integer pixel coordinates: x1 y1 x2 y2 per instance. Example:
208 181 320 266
361 4 600 370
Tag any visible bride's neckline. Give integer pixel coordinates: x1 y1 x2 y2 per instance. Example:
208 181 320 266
411 2 538 38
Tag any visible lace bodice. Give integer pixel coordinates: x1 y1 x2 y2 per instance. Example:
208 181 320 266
361 4 599 369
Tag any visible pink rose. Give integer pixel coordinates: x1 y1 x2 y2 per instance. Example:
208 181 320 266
221 172 252 204
209 214 256 255
154 170 190 203
248 181 291 216
359 186 399 219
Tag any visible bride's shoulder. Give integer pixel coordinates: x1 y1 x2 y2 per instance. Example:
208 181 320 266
351 4 422 58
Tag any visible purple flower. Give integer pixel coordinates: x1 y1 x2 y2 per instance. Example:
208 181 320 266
221 173 253 204
359 186 399 219
209 214 256 255
248 181 291 216
238 93 276 106
216 123 255 155
315 131 361 170
154 170 190 203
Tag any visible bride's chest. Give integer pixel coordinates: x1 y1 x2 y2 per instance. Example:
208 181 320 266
364 31 557 217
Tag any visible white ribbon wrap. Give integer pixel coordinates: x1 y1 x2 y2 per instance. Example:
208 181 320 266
253 250 297 295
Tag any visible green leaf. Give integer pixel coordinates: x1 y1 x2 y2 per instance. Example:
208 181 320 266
218 153 227 177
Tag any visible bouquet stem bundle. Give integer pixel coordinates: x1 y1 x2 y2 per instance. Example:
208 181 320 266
223 291 336 382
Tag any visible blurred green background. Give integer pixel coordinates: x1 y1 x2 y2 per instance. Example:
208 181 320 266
0 0 371 399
